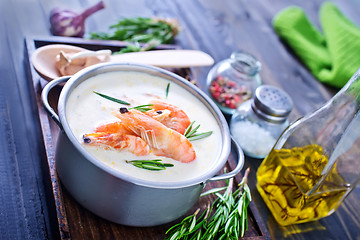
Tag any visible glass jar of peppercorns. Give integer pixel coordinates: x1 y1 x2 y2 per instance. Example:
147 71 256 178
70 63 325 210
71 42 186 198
207 50 262 115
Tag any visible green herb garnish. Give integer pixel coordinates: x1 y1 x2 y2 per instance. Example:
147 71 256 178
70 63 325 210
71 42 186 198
165 83 170 99
93 91 130 105
184 121 213 141
93 92 153 112
165 168 251 239
129 104 154 112
90 17 179 53
165 207 210 240
125 159 174 171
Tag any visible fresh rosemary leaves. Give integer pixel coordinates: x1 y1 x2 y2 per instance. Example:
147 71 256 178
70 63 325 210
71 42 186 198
166 83 170 99
165 168 251 239
89 17 179 53
93 91 130 105
185 121 213 141
129 104 153 112
93 91 153 112
126 159 174 171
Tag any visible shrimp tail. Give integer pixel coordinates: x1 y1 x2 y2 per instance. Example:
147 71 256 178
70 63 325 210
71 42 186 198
83 132 150 156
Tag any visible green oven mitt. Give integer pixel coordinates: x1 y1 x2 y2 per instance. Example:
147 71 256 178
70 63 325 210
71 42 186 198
273 2 360 88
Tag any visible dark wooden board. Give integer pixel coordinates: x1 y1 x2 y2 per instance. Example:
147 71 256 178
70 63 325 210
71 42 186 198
25 36 269 240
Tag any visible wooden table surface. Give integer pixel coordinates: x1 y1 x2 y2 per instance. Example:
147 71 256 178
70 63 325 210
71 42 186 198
1 0 360 239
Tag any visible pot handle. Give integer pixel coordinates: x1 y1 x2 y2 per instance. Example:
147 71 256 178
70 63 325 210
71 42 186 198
207 136 244 182
41 76 71 128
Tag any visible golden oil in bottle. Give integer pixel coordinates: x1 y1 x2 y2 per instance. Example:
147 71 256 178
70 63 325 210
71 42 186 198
256 144 349 226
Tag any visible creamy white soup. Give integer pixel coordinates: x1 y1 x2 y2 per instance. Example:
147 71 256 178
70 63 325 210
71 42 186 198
66 71 223 182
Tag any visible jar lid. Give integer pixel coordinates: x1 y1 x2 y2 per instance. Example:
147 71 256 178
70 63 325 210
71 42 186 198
251 85 293 123
230 51 261 76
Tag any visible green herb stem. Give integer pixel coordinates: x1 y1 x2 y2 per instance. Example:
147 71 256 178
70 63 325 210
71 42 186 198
126 159 174 171
187 131 213 141
165 168 251 239
184 121 213 141
93 91 154 112
166 83 170 99
129 104 154 112
90 17 179 53
93 91 130 105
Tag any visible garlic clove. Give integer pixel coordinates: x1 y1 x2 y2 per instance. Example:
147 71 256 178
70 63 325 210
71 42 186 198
55 50 111 76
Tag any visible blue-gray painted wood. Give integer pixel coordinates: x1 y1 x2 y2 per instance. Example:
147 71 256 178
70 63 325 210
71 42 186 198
1 0 360 239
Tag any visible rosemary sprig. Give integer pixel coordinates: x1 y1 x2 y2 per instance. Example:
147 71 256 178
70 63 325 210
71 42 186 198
166 83 170 99
165 168 251 239
184 121 213 141
93 91 130 105
125 159 174 171
90 17 179 53
93 92 153 112
113 40 161 54
129 104 154 112
165 207 211 240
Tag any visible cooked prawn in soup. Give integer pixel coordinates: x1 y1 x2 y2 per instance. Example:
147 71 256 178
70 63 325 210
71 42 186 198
66 71 222 182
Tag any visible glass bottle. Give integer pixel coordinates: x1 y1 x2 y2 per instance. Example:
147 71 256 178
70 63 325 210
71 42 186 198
230 85 293 158
207 50 262 115
256 68 360 226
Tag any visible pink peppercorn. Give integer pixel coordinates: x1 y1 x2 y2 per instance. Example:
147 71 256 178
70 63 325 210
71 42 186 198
209 75 251 109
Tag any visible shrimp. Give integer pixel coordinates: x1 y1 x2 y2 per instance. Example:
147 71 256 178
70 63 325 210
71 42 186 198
94 121 133 135
113 108 196 163
95 100 191 135
144 100 191 135
83 132 150 156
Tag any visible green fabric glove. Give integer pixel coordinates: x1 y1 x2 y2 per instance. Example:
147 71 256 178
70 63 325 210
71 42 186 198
273 2 360 88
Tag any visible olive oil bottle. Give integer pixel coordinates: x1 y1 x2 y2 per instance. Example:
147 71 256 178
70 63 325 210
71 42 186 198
256 68 360 226
256 144 349 226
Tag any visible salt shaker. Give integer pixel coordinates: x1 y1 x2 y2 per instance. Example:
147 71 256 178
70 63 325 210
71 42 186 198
230 85 293 158
207 50 262 115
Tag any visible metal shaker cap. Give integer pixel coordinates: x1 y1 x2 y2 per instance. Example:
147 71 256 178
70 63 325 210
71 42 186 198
251 85 293 123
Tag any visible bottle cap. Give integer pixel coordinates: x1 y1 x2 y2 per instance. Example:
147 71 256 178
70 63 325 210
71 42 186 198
251 85 293 123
